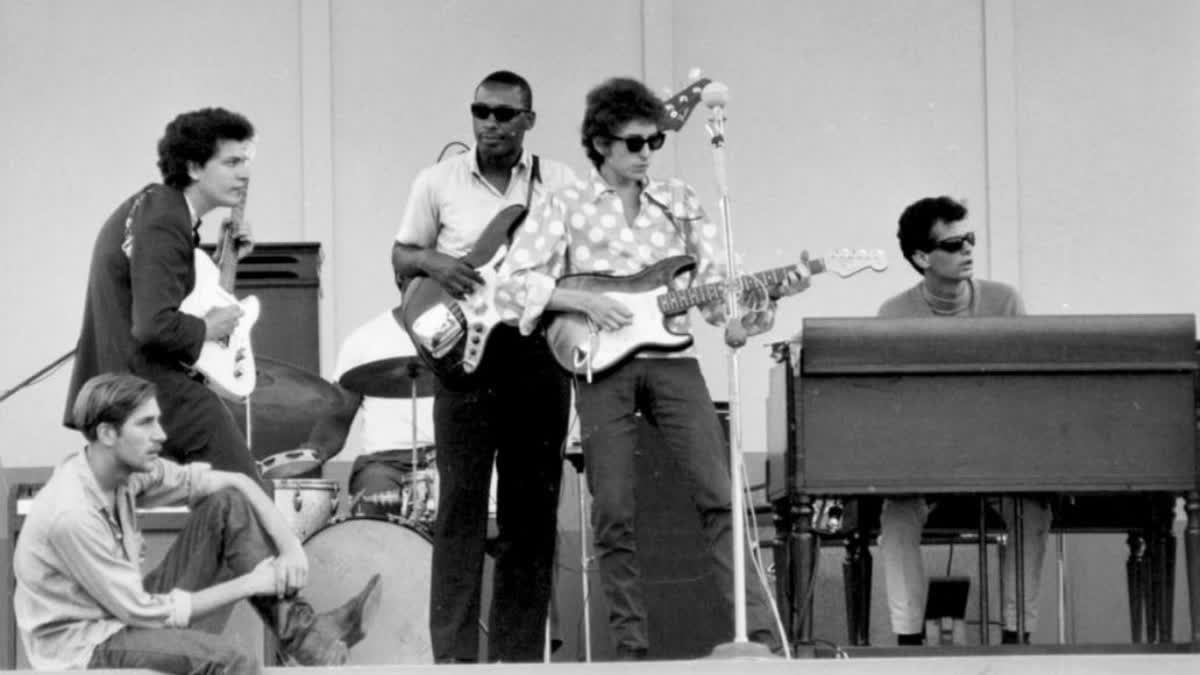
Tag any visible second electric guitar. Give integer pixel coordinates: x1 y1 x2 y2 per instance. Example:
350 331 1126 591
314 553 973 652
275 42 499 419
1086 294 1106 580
545 249 888 376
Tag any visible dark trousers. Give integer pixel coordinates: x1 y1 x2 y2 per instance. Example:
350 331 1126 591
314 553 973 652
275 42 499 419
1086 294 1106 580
152 370 263 485
576 357 779 654
87 489 277 675
429 327 570 662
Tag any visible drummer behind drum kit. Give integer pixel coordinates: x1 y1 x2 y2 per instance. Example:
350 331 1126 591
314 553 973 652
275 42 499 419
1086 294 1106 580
237 352 442 663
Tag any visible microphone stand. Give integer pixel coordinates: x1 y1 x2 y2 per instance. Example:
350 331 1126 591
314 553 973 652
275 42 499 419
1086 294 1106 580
702 82 774 660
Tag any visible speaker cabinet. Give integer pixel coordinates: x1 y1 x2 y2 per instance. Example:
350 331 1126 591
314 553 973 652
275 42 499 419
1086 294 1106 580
202 242 322 455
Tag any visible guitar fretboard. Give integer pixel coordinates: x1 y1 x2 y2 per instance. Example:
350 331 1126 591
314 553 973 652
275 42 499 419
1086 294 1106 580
656 259 826 315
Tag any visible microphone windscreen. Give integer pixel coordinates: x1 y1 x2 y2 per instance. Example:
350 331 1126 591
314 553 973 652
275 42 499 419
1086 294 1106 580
701 81 730 109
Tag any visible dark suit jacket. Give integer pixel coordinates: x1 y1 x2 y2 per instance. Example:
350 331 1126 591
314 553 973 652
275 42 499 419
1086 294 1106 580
64 184 207 425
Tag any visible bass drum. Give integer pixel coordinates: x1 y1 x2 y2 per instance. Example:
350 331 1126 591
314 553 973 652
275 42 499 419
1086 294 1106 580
302 517 433 664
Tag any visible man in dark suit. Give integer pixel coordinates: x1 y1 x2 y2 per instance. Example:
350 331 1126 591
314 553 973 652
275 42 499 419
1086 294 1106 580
65 107 259 480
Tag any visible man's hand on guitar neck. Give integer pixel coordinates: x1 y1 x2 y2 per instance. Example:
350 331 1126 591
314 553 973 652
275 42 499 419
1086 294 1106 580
204 304 244 342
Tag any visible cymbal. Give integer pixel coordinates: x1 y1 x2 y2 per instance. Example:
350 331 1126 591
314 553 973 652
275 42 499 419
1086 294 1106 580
338 355 437 399
225 356 356 466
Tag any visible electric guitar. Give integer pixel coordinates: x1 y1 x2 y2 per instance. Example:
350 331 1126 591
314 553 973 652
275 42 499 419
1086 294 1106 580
400 75 713 383
545 249 888 376
179 189 260 400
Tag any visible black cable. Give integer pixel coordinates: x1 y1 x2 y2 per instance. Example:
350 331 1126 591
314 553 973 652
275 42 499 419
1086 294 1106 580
436 141 470 162
0 349 74 406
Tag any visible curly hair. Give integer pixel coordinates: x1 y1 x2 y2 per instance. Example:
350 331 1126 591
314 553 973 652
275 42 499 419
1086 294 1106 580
72 373 158 441
156 108 254 190
897 196 968 274
580 78 666 169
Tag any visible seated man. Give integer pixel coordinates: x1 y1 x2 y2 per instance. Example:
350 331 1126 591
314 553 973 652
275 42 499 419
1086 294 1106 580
333 305 436 517
13 373 381 673
877 195 1052 645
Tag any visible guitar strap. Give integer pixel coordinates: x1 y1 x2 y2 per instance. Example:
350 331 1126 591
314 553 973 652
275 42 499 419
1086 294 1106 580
524 154 541 210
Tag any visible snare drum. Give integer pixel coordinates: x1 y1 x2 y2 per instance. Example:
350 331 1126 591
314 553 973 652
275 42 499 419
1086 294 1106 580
272 479 339 540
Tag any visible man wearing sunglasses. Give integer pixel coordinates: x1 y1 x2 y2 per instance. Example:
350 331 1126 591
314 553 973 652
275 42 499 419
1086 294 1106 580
390 70 578 664
877 195 1051 645
496 78 805 659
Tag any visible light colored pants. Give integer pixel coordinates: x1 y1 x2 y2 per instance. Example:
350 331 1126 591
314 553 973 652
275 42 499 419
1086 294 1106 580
879 497 1052 635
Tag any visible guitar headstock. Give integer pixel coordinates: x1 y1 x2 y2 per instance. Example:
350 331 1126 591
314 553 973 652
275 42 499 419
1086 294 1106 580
661 70 713 132
820 248 889 278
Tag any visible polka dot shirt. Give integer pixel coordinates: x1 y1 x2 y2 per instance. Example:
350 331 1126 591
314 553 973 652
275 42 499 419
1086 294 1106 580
497 170 730 339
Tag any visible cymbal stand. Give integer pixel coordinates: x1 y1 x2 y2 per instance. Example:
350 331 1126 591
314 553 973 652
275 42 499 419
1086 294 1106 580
407 361 421 518
702 81 772 659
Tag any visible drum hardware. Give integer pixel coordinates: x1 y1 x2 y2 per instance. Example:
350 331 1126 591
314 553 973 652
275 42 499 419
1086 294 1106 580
338 352 436 540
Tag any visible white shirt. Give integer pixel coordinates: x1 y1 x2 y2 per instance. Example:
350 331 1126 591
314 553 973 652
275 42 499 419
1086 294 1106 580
333 310 436 455
394 148 579 257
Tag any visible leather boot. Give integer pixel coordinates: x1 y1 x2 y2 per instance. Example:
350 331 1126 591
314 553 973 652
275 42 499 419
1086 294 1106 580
277 573 382 665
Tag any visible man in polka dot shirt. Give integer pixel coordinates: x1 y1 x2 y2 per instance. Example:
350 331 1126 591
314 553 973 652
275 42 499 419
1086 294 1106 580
497 77 807 659
391 70 578 664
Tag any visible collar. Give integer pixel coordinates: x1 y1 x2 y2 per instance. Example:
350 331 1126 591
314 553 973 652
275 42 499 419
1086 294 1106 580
585 168 672 206
68 449 119 512
182 193 201 230
469 147 533 179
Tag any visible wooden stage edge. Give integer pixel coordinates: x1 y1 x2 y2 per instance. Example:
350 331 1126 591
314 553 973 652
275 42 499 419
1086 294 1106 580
20 652 1200 675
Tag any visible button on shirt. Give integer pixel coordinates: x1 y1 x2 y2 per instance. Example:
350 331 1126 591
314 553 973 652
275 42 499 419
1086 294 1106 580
395 148 579 257
13 452 210 670
496 170 730 341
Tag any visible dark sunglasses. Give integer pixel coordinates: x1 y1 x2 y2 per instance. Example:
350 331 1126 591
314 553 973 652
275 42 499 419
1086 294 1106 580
469 103 529 123
929 231 975 253
604 132 666 153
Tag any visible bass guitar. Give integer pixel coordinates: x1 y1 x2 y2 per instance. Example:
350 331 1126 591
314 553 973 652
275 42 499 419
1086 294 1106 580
545 249 888 376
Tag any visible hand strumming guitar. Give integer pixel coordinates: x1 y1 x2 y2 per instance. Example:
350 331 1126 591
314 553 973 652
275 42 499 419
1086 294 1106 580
419 250 484 300
547 288 633 332
204 304 244 342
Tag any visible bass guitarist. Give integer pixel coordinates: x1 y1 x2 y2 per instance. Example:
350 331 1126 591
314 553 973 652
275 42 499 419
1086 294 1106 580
65 108 260 482
495 78 808 659
390 70 578 664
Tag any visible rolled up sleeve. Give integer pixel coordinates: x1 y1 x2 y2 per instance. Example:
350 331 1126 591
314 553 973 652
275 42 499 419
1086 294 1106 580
496 194 570 335
395 170 439 248
129 458 212 508
48 513 192 629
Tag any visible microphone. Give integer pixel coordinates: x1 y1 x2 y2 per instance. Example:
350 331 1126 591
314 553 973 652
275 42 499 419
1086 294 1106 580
701 81 730 111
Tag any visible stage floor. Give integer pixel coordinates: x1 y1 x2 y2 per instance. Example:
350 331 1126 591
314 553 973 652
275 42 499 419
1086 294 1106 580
36 652 1196 675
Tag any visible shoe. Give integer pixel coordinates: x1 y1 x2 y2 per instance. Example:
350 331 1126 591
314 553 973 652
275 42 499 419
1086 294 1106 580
277 574 382 665
897 632 925 646
321 573 382 648
615 645 648 661
1001 630 1030 645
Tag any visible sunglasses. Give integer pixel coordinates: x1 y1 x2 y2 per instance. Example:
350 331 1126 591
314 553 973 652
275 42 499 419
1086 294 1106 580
603 132 666 153
929 231 975 253
469 103 529 123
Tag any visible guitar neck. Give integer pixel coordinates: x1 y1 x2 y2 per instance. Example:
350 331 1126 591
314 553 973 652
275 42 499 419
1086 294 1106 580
656 259 826 315
216 195 247 292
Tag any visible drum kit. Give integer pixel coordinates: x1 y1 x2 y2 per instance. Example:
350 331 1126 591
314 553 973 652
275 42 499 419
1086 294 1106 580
236 351 443 663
